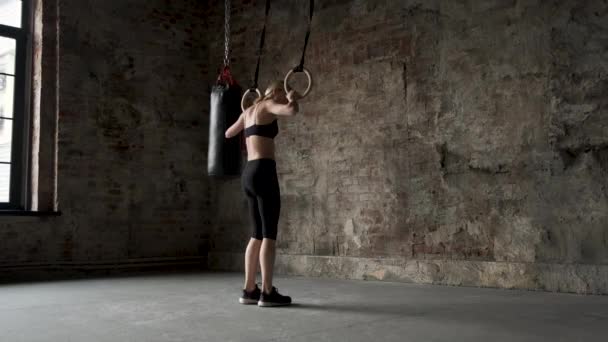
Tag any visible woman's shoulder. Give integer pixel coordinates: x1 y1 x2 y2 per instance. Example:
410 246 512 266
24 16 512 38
258 100 279 118
246 102 276 123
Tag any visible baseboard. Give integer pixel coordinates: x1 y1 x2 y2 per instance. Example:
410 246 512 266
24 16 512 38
209 252 608 295
0 256 208 282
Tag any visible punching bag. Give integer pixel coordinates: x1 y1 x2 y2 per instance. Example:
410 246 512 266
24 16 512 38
207 68 242 177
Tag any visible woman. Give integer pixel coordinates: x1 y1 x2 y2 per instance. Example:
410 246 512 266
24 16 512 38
225 81 300 307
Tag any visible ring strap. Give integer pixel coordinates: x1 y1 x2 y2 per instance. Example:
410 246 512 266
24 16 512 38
252 0 271 89
295 0 314 72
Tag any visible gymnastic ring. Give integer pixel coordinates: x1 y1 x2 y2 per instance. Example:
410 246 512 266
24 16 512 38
241 88 262 112
284 67 313 99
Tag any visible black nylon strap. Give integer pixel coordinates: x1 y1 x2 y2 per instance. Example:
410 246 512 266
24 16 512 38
252 0 271 89
295 0 314 72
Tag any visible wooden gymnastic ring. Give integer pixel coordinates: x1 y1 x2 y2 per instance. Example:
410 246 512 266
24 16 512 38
241 88 262 112
284 67 313 99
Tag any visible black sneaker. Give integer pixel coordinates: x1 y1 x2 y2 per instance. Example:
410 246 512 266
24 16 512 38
239 284 261 304
258 286 292 307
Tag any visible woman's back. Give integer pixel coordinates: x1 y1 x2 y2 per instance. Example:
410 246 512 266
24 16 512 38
244 102 277 161
224 81 299 160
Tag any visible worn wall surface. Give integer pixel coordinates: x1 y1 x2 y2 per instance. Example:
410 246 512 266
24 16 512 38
0 0 214 272
209 0 608 294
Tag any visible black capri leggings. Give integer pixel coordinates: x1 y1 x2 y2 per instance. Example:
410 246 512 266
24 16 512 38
241 159 281 240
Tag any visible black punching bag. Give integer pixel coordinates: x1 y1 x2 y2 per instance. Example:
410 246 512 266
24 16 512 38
208 68 242 177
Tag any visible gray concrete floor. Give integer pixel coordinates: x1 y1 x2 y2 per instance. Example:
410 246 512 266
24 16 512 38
0 272 607 342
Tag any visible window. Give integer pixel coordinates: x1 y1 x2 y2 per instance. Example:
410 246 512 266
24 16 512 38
0 0 30 209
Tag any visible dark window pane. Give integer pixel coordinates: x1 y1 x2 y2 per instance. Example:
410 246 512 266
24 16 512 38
0 162 9 202
0 74 14 118
0 37 16 75
0 0 22 28
0 118 12 162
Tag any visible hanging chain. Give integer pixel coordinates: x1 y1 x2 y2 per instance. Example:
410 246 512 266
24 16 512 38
224 0 231 66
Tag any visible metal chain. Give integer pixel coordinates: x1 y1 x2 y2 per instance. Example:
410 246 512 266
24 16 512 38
224 0 231 66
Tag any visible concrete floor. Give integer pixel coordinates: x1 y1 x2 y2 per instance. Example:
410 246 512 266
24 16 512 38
0 272 607 341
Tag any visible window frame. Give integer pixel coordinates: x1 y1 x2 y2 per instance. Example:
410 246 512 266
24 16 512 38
0 0 32 210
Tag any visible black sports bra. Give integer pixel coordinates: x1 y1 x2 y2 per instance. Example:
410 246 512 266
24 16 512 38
244 103 279 139
244 119 278 139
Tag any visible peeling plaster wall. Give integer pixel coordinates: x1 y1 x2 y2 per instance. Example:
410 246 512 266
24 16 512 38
208 0 608 294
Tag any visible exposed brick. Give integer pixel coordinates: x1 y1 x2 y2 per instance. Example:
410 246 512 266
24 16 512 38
208 0 608 294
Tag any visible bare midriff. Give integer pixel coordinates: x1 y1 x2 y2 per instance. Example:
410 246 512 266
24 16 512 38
246 136 275 161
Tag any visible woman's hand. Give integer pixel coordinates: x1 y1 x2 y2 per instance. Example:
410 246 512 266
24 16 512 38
286 90 301 103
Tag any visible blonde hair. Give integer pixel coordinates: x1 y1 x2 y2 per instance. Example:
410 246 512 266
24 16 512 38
254 80 284 104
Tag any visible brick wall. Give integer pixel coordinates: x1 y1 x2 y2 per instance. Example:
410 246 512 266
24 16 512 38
1 0 605 293
0 0 216 272
208 0 608 294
